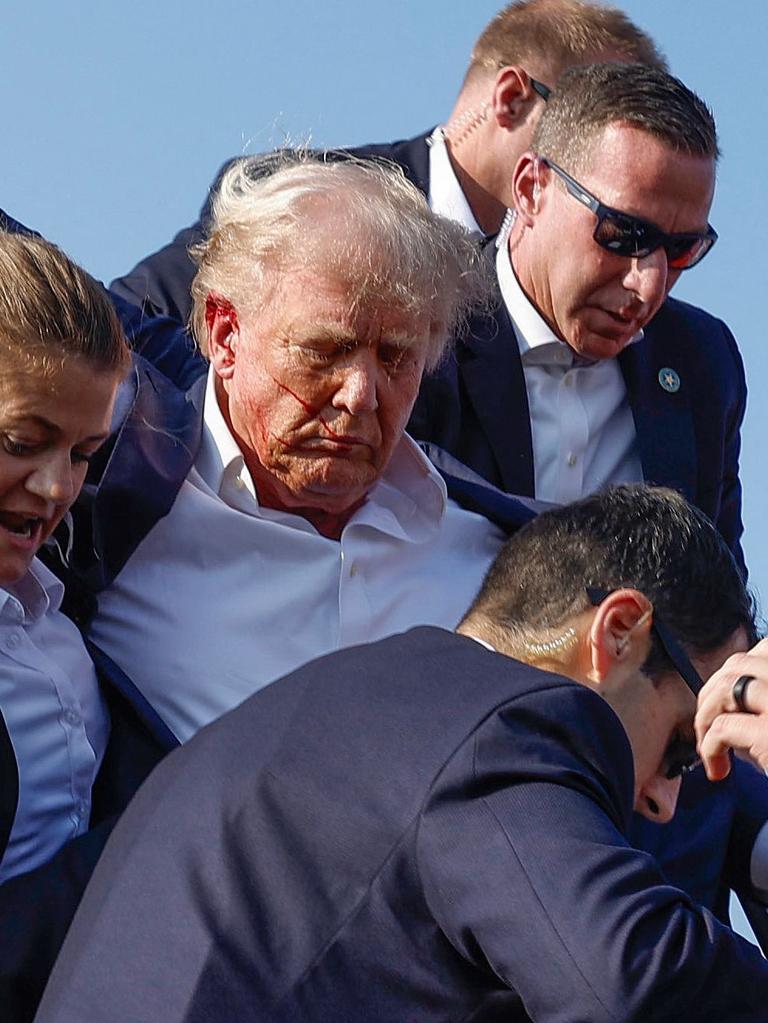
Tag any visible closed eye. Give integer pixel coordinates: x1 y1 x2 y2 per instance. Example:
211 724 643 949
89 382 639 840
2 436 38 457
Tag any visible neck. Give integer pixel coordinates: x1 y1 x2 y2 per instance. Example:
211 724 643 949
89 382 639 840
254 488 365 541
443 101 507 235
446 143 508 235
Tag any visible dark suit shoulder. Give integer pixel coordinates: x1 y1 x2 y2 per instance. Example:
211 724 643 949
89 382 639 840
645 296 744 382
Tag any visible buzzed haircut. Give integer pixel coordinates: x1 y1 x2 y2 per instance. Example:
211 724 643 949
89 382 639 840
466 0 667 85
532 62 719 172
0 231 129 376
463 485 755 678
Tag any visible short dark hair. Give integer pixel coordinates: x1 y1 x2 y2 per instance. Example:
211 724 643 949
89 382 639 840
0 231 129 376
466 0 666 85
463 485 755 677
532 62 719 173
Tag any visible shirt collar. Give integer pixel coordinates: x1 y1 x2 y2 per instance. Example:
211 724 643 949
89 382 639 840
197 368 255 500
496 237 644 362
195 368 447 539
0 557 64 625
427 127 483 237
465 633 497 653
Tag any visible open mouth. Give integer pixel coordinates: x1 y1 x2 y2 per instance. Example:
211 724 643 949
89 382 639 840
0 512 44 545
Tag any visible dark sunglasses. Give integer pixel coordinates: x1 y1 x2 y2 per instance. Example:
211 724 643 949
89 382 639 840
586 588 703 779
539 158 717 270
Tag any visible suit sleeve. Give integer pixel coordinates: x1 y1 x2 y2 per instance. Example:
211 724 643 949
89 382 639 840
108 290 207 391
109 224 202 325
712 318 747 577
417 684 768 1023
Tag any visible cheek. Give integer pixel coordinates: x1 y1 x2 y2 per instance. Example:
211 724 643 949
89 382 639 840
0 455 25 497
379 369 423 433
629 713 669 791
234 368 305 442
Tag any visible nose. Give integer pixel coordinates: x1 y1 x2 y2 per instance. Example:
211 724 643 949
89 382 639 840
332 351 379 414
26 453 77 508
621 248 669 308
636 772 682 825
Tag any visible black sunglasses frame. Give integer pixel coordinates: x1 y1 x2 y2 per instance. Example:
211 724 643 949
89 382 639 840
539 157 717 270
585 587 703 780
529 77 551 102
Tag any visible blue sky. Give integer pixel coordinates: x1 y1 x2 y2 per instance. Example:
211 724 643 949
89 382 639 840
4 0 768 944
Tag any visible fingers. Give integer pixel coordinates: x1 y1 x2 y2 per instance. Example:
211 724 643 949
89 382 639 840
698 711 768 779
696 643 768 736
695 639 768 778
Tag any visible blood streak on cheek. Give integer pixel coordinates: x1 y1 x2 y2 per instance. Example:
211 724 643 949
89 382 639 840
275 379 348 441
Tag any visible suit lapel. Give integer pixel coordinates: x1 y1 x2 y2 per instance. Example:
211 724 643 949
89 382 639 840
619 336 696 502
460 299 535 496
83 361 205 592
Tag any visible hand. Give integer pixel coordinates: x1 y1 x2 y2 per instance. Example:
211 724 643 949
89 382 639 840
695 638 768 780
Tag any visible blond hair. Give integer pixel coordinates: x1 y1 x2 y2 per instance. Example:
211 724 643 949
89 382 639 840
466 0 666 84
0 231 129 376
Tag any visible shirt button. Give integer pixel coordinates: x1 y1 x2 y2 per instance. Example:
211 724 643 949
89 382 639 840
564 373 575 388
63 709 81 727
567 452 578 467
5 632 20 650
234 475 246 490
349 563 359 578
76 801 89 819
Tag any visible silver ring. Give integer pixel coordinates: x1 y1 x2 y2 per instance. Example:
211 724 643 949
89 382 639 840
732 675 755 713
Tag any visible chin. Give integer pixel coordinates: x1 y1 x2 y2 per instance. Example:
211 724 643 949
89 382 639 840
577 333 634 360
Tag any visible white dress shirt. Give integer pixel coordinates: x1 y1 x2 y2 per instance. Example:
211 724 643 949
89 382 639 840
92 370 506 742
496 240 643 504
0 558 108 883
427 127 483 235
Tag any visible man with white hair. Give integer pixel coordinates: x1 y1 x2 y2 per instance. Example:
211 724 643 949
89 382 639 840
69 155 526 742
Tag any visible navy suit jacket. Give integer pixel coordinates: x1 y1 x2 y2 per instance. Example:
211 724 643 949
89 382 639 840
36 628 768 1023
408 284 748 573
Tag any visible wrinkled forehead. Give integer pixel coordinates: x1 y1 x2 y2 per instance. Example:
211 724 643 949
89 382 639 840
244 263 434 349
256 233 440 327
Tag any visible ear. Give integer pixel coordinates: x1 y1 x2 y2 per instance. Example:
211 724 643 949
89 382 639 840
512 152 545 226
206 293 241 380
588 589 653 685
491 66 538 129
